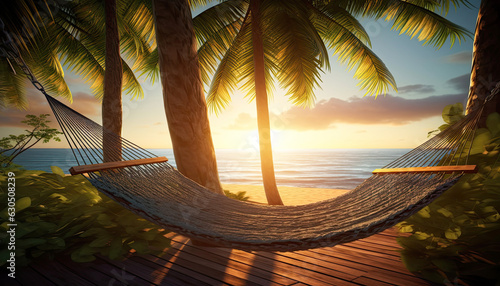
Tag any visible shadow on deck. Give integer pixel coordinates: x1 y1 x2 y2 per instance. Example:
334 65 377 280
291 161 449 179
3 228 431 285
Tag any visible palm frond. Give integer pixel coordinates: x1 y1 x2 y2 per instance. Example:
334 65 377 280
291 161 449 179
27 43 72 101
50 20 105 99
0 0 53 51
334 0 472 48
0 59 27 109
119 0 156 65
313 1 371 47
408 0 474 14
311 5 397 96
138 47 160 83
189 0 219 9
121 59 144 100
194 0 246 47
197 18 241 86
384 1 473 48
238 9 277 103
265 0 328 107
206 10 251 114
194 0 247 87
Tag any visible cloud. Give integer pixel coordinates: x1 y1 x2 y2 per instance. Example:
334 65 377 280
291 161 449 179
276 93 467 130
0 92 100 129
227 93 467 131
445 51 472 64
447 74 470 92
228 113 258 129
398 84 435 94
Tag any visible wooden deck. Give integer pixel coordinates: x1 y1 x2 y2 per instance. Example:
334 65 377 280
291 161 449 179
4 228 431 285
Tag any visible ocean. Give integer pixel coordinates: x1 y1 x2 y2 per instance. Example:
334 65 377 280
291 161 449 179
11 148 410 190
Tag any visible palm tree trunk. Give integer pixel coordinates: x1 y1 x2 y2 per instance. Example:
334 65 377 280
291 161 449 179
250 0 283 205
466 0 500 121
102 0 123 162
152 0 223 194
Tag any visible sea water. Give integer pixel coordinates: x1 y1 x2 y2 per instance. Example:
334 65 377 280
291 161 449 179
11 148 409 190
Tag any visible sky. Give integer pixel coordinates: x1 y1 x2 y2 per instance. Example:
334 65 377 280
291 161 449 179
0 2 481 150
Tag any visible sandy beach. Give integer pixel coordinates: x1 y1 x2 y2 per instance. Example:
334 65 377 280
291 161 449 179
222 184 351 205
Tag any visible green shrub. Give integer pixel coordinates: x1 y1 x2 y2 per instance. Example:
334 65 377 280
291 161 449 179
397 112 500 285
224 189 250 201
0 166 171 266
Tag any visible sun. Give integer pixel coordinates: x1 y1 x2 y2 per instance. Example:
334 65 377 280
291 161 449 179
244 129 288 151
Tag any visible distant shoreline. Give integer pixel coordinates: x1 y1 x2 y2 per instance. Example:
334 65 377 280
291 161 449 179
222 183 350 206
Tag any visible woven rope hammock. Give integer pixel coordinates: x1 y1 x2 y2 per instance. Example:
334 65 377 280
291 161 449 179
1 26 497 251
39 90 494 251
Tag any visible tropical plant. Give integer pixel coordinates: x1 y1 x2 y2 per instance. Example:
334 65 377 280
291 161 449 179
0 0 150 108
428 102 465 137
0 0 155 161
1 0 225 194
397 112 500 285
0 114 62 167
194 0 472 204
224 189 250 201
0 166 171 266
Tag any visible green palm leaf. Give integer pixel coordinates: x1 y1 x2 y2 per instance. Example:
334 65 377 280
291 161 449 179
0 59 27 109
384 1 472 48
266 0 328 106
122 59 144 100
311 4 397 96
335 0 473 48
194 0 247 86
205 10 250 114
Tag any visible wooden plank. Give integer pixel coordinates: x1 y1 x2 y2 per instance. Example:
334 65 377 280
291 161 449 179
129 256 213 286
97 254 191 286
69 156 168 175
0 273 23 286
55 256 116 286
30 259 97 286
352 276 395 286
311 247 411 275
176 242 296 285
12 266 54 286
143 241 258 286
86 257 152 286
373 165 477 174
170 236 355 286
165 240 286 286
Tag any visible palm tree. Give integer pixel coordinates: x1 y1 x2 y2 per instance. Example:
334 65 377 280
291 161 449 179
1 0 225 194
152 0 224 194
465 0 500 122
102 0 123 162
0 0 154 160
195 0 471 205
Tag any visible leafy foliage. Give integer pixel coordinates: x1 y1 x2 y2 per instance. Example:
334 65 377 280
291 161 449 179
0 0 155 108
224 189 250 201
196 0 472 114
397 112 500 285
0 167 171 266
428 102 465 137
0 114 62 167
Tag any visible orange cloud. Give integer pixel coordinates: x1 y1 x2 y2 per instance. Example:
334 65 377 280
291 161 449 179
0 91 100 128
228 93 467 131
279 93 467 130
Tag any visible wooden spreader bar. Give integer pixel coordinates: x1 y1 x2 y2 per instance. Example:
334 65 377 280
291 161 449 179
373 165 478 175
69 157 168 175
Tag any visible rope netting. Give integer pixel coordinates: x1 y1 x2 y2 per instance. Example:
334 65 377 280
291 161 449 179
44 94 157 166
44 88 484 172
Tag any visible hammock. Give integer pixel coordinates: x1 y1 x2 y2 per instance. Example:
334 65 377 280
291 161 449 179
0 26 496 251
40 90 492 251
